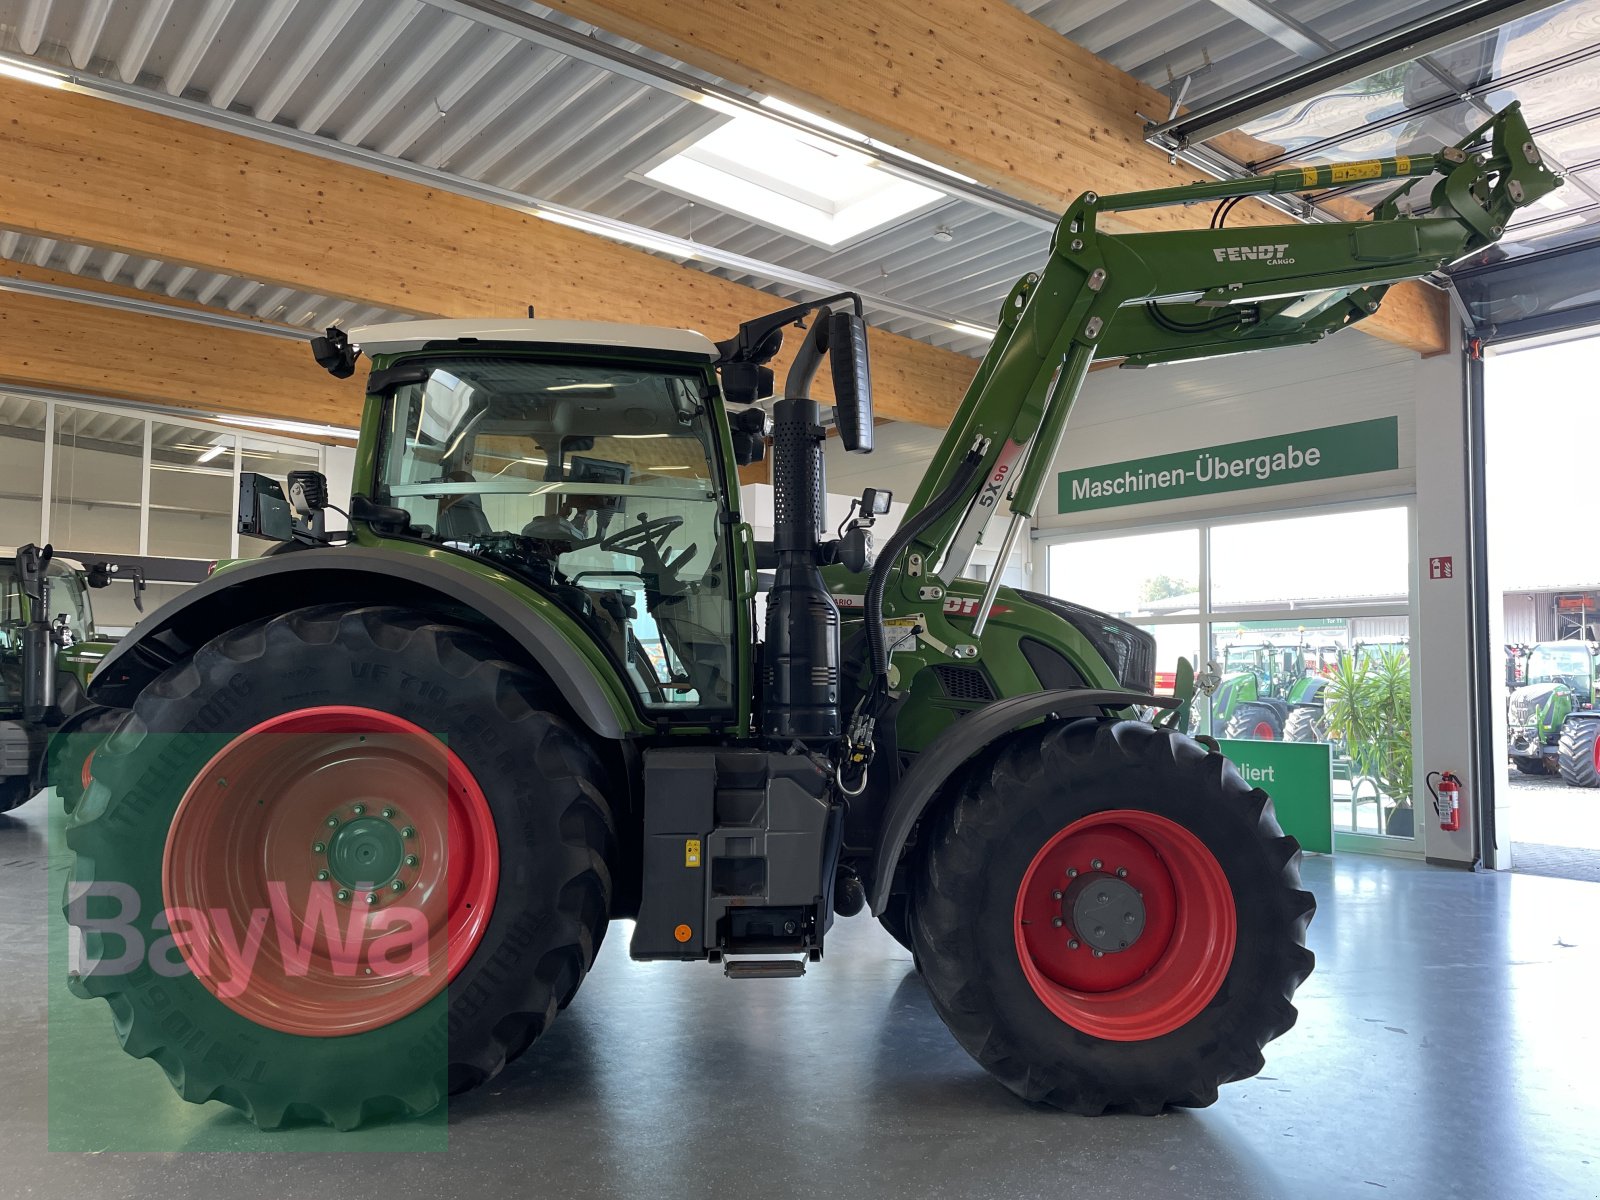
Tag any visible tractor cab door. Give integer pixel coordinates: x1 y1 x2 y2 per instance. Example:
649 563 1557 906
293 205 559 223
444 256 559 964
371 352 744 722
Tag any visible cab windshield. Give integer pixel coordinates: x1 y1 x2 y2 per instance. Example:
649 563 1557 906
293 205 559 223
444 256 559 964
1527 644 1593 692
372 355 736 714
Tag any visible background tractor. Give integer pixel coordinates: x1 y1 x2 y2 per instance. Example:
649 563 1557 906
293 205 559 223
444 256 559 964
62 106 1554 1129
0 545 136 814
1506 640 1600 787
1212 640 1313 740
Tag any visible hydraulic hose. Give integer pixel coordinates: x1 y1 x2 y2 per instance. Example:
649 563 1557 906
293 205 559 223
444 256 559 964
864 446 985 677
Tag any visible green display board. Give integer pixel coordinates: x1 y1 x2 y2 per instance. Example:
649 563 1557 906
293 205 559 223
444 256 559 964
1057 416 1400 513
1215 739 1334 855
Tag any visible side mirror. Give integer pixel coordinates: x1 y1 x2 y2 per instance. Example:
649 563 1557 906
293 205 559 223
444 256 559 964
721 361 775 405
728 407 771 467
826 311 873 454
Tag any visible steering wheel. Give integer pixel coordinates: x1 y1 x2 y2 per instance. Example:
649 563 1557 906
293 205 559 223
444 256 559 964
599 513 684 558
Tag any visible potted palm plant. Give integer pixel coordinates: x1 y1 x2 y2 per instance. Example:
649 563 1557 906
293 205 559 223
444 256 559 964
1323 647 1414 836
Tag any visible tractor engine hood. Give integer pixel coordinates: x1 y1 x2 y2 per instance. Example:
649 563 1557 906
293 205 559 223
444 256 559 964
1509 682 1563 725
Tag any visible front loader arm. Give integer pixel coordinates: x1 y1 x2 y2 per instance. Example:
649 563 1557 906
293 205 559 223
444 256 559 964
905 102 1561 591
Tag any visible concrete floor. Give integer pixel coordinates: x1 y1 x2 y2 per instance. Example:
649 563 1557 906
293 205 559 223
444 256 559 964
3 793 1598 1200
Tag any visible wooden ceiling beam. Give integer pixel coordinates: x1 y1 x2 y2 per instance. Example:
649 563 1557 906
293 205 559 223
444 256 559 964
0 77 976 426
0 261 358 426
547 0 1450 356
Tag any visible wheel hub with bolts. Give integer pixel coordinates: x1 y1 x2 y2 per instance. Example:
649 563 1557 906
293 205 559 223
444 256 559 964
316 807 418 902
1062 871 1146 954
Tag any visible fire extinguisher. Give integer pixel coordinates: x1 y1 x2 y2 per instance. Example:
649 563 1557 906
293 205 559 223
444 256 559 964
1427 770 1462 832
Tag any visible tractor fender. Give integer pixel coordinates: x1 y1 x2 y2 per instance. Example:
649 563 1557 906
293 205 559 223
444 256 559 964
86 546 630 740
867 688 1174 914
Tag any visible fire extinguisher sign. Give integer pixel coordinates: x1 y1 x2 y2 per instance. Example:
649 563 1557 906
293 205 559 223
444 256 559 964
1429 555 1453 580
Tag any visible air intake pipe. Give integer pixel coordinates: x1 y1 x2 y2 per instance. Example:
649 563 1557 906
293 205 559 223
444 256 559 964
763 313 842 741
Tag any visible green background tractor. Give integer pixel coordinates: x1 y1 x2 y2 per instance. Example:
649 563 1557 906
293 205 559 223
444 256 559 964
0 545 131 813
60 106 1555 1129
1507 640 1600 787
1211 640 1317 740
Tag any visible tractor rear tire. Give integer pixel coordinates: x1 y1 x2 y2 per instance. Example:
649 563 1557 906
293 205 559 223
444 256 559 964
911 718 1314 1115
1558 718 1600 788
65 604 616 1129
1512 754 1550 777
1224 701 1283 741
1283 709 1324 743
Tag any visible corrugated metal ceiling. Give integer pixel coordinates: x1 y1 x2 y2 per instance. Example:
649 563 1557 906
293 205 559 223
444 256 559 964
0 0 1041 353
0 0 1595 359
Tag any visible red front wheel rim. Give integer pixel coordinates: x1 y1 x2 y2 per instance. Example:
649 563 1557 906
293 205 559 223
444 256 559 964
1013 809 1236 1042
161 706 499 1037
1253 721 1277 740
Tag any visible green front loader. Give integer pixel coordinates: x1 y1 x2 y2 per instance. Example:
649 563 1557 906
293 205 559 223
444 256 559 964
64 104 1558 1128
1507 640 1600 787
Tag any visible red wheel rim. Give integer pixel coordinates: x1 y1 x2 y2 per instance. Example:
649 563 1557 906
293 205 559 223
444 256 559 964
1253 721 1277 740
1013 809 1236 1042
80 750 95 794
161 706 498 1037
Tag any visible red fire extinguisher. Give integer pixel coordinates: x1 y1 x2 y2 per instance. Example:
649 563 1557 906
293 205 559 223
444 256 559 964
1427 770 1462 832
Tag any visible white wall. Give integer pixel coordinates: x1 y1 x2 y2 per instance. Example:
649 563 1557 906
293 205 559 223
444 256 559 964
1027 328 1479 866
1037 334 1421 534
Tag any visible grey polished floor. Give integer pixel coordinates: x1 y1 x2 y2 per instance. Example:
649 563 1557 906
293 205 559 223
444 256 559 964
3 793 1596 1200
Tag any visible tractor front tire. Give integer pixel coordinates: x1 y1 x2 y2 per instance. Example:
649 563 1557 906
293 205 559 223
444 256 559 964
1558 718 1600 788
66 604 616 1129
1283 709 1324 743
1224 701 1283 741
911 718 1314 1114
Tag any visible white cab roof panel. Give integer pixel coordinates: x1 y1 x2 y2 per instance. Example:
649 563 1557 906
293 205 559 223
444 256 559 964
348 318 718 361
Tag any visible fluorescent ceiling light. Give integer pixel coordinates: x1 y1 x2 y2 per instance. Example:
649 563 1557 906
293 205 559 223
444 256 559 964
644 105 946 247
195 443 227 464
947 321 997 340
213 414 358 440
649 465 691 470
615 433 670 439
0 59 66 89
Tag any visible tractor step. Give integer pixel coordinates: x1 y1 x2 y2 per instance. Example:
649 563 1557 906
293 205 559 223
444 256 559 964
723 958 807 979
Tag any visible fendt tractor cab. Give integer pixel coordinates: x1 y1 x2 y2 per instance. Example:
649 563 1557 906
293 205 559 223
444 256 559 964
65 105 1556 1129
1507 640 1600 786
0 545 139 813
1209 640 1306 740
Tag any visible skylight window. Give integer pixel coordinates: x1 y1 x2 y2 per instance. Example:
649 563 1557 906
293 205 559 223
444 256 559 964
643 100 946 248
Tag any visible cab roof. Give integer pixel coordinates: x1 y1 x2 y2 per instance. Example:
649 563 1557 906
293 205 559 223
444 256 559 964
347 318 719 361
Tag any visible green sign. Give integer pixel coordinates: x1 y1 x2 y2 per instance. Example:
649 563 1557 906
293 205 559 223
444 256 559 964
1058 416 1399 513
1216 739 1334 855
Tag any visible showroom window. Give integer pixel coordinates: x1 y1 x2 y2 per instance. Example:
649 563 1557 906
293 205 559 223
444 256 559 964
2 391 326 563
1041 502 1415 847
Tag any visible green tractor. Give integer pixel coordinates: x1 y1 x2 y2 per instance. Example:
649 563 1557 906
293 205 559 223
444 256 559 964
63 106 1555 1128
0 545 136 813
1211 640 1321 741
1507 640 1600 787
